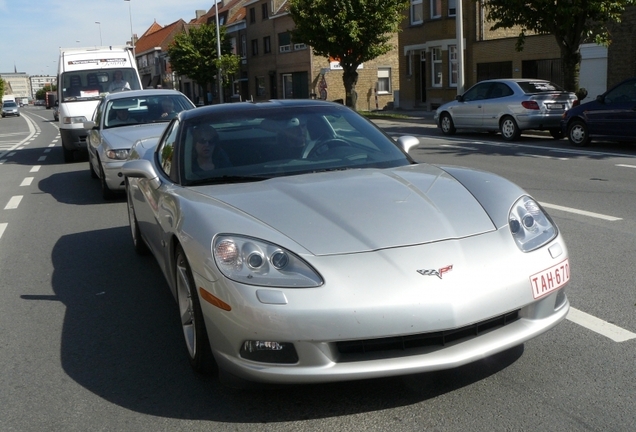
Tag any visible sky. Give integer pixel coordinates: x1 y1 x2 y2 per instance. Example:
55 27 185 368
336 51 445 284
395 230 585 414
0 0 218 76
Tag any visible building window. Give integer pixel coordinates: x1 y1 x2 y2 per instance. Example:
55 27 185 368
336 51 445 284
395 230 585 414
230 37 237 55
431 0 442 18
249 7 256 24
278 32 291 52
448 0 456 16
410 0 423 25
432 47 442 87
264 36 271 54
405 52 413 76
377 68 391 94
241 35 247 58
449 45 458 86
262 3 268 19
251 39 258 56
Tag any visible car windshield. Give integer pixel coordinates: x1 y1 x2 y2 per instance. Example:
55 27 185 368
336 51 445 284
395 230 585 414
517 81 564 93
3 102 17 108
60 68 141 101
104 94 192 129
180 105 412 185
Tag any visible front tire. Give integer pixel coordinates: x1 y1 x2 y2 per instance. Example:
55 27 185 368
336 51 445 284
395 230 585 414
500 116 521 141
567 119 590 147
439 113 456 135
175 245 215 374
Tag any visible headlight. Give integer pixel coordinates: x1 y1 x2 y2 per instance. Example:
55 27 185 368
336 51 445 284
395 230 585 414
213 235 323 287
105 149 130 160
509 196 556 252
62 116 87 124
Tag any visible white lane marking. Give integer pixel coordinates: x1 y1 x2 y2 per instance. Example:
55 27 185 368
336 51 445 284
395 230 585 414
4 196 23 210
30 166 41 172
440 144 478 151
0 223 7 240
616 164 636 169
44 149 51 153
540 202 622 221
48 143 55 147
0 112 38 159
518 153 569 160
38 156 47 162
567 307 636 342
20 177 34 187
7 152 16 157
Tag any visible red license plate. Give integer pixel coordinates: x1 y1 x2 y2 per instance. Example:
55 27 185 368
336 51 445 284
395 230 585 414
530 259 570 299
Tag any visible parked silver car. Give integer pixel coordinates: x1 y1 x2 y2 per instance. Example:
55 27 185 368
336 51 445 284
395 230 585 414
434 79 578 140
123 99 570 386
84 89 195 199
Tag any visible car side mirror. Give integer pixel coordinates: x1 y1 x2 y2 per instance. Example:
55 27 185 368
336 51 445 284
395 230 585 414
83 121 96 130
455 95 463 102
122 159 161 190
596 95 605 103
396 136 420 154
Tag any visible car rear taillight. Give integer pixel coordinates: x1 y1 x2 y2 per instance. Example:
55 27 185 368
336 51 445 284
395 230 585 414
572 99 580 107
521 101 540 110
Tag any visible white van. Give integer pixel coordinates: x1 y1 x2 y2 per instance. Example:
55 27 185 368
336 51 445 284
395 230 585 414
58 45 142 162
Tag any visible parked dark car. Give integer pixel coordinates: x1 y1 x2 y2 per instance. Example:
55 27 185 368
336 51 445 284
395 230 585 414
561 77 636 146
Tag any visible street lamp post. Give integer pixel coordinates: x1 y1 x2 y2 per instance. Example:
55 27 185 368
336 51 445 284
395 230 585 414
124 0 135 54
215 0 223 103
95 21 102 46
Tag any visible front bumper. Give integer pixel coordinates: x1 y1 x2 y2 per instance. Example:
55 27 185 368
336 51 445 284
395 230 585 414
102 160 127 190
2 110 19 117
193 229 571 384
60 128 87 151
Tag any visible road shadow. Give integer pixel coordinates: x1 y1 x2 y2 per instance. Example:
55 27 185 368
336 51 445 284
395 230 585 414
38 169 125 205
30 226 525 422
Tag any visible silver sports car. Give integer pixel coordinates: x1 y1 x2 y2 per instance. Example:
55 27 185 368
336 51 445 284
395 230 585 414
123 100 570 386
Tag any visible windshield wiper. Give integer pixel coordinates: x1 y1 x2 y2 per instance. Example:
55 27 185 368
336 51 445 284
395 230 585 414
188 175 271 186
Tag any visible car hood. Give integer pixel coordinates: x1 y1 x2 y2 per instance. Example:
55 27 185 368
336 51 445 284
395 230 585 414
102 123 167 148
199 164 497 256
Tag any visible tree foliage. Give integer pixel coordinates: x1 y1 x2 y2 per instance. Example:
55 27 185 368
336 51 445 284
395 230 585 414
0 79 5 99
289 0 409 109
483 0 635 91
35 84 57 100
168 23 236 102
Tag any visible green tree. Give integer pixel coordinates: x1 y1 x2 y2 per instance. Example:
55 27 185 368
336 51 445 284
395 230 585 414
168 23 236 104
483 0 635 92
0 79 5 99
289 0 409 109
35 84 57 101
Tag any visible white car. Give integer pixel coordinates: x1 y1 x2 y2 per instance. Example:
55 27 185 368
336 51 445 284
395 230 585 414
122 100 571 386
84 89 195 199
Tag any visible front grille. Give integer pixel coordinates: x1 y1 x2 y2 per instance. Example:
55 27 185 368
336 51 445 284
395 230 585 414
336 310 520 362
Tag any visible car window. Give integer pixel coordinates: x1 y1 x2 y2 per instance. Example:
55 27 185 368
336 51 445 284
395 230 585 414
487 83 513 99
463 83 491 101
104 94 193 129
3 101 17 107
517 81 564 93
604 79 636 103
157 120 179 177
180 105 411 185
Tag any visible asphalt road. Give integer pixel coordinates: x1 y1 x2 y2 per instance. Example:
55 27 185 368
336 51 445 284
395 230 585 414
1 106 635 431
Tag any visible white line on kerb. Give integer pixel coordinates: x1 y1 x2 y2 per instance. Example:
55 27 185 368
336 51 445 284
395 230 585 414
567 307 636 342
4 196 23 210
0 223 7 240
540 202 622 221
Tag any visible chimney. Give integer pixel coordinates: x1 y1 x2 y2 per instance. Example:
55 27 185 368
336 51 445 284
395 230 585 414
195 9 206 20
